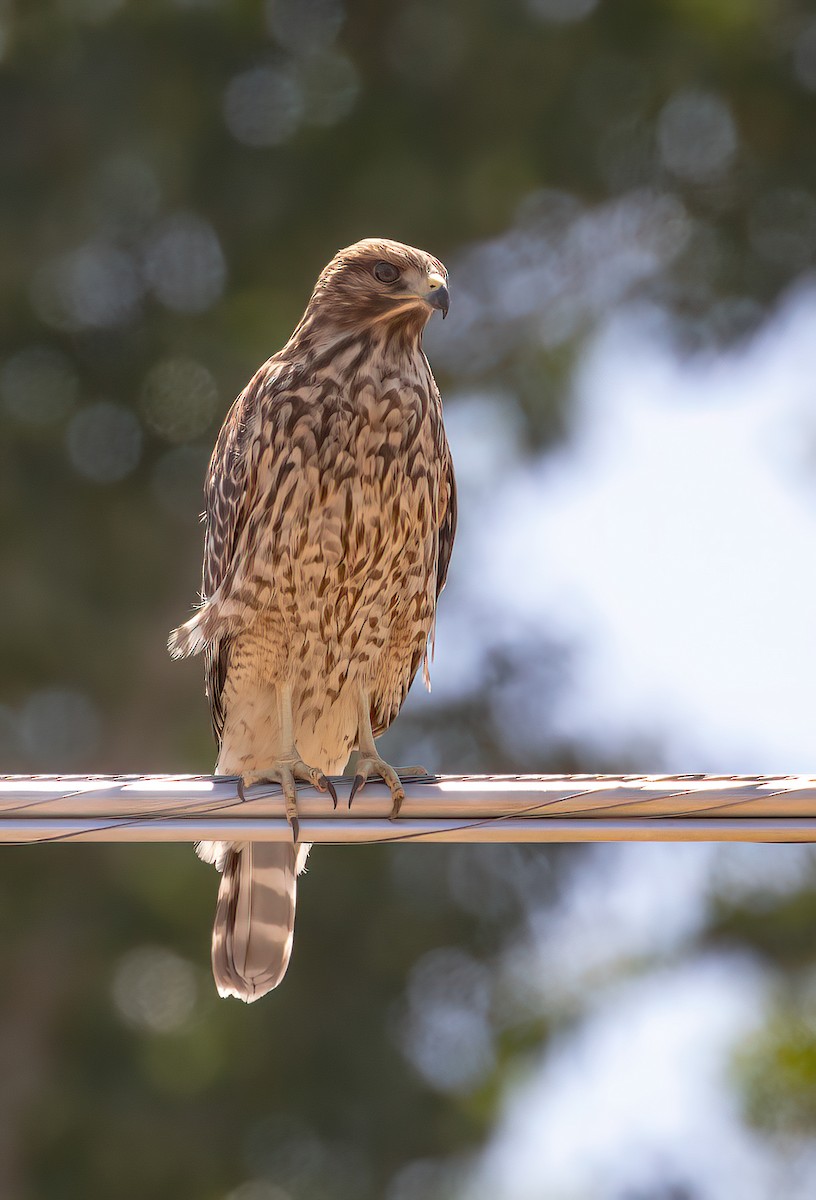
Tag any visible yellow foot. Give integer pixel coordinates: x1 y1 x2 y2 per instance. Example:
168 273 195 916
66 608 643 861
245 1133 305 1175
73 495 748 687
244 762 337 843
349 757 422 820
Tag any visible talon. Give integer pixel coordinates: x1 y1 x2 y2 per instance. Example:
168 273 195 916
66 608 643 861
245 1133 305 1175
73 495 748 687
389 790 405 821
325 777 338 810
290 814 300 844
349 773 366 808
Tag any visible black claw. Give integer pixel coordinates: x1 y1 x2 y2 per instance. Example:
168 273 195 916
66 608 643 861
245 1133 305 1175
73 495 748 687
389 796 404 822
349 773 365 809
325 776 338 810
290 816 300 844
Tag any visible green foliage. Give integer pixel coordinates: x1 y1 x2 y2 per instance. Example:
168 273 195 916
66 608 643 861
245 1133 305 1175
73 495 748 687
736 1004 816 1134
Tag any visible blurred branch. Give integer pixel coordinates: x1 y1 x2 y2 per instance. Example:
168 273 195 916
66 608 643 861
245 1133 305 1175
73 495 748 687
3 774 816 842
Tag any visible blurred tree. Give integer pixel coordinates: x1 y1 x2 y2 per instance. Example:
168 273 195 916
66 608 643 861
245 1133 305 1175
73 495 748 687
3 0 816 1196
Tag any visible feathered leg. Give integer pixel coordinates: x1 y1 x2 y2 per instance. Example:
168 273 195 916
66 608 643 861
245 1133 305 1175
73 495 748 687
349 689 419 819
249 680 337 844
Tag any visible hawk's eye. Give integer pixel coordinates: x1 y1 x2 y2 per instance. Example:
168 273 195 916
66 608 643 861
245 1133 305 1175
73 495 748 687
373 261 400 284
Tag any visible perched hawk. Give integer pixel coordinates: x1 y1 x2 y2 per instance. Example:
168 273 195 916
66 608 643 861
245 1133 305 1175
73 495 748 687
169 238 456 1002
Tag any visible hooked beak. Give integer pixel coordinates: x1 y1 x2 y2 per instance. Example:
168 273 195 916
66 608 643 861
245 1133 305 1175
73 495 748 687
424 271 450 319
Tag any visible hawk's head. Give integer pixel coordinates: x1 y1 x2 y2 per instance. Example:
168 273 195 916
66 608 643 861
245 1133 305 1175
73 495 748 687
304 238 449 336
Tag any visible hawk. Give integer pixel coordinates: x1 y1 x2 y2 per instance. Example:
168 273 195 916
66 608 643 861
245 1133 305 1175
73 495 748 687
168 238 456 1002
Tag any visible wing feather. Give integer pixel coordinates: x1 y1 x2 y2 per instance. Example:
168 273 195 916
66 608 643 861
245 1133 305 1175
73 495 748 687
203 371 265 743
372 410 457 736
435 448 457 602
170 357 303 743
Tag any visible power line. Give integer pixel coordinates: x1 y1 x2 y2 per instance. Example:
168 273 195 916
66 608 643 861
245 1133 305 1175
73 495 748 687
1 774 815 844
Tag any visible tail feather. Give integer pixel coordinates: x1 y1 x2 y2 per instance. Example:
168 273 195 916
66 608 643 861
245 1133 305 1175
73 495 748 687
211 843 298 1002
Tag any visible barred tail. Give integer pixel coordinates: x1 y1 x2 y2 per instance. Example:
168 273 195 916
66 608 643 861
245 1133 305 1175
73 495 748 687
211 843 298 1002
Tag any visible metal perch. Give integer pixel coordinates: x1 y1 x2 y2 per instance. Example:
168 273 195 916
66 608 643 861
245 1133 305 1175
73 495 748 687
2 774 816 844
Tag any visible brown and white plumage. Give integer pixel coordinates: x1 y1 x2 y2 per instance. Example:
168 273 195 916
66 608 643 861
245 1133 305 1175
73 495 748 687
169 238 456 1001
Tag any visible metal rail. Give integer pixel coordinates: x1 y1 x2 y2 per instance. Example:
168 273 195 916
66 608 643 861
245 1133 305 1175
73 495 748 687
2 774 816 843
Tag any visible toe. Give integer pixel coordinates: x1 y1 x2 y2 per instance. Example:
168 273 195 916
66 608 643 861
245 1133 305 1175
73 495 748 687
279 772 300 841
388 777 406 820
379 762 404 799
280 772 297 809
